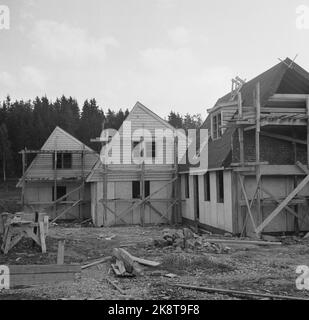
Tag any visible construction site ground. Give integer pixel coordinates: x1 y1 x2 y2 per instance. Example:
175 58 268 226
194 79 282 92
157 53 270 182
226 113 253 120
0 223 309 300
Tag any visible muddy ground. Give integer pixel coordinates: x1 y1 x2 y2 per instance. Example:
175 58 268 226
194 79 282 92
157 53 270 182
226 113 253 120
0 223 309 300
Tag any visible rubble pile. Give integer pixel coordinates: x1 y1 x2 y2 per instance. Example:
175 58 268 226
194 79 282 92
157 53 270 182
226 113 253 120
153 228 230 254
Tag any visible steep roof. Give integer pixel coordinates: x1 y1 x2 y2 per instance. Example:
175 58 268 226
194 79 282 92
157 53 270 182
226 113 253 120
203 58 309 170
17 126 98 187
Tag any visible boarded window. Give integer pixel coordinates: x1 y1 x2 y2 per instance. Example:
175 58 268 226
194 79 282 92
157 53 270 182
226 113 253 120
185 174 190 199
53 153 72 169
204 172 210 201
132 181 150 199
52 186 67 201
216 171 224 203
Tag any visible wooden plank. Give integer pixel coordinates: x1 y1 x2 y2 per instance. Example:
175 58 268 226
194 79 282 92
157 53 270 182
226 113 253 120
269 93 309 102
238 174 258 234
132 256 161 267
170 284 307 300
307 97 309 168
256 174 309 233
57 240 65 265
81 256 112 270
39 221 46 253
6 265 81 274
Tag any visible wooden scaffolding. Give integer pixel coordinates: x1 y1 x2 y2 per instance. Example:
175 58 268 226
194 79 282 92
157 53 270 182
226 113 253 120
19 148 96 222
93 137 182 226
228 84 309 236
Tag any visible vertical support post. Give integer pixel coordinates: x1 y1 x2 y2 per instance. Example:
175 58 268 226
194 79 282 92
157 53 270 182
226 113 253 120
80 146 85 220
140 161 145 226
53 146 58 219
306 96 309 168
237 92 245 166
255 82 262 230
21 150 26 208
103 162 107 226
174 135 181 224
57 239 65 265
293 139 299 234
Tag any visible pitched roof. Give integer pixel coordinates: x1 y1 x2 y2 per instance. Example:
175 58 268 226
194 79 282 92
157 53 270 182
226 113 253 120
17 126 99 187
202 58 309 170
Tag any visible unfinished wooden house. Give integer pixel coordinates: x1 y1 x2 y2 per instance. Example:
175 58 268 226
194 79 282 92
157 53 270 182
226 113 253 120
17 127 99 221
18 102 183 226
87 102 183 227
181 58 309 236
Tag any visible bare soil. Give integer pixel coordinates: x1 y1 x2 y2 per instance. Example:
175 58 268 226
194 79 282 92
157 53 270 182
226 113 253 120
1 224 309 300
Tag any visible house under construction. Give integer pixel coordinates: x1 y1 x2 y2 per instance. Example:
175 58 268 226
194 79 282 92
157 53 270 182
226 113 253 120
17 102 183 226
17 57 309 236
181 58 309 236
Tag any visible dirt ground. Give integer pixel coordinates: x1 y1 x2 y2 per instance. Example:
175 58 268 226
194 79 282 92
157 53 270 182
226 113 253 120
1 223 309 300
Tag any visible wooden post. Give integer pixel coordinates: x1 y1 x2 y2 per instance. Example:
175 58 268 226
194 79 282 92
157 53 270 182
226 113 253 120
255 83 262 228
57 239 65 265
174 136 181 224
80 146 85 220
238 92 245 166
103 162 107 226
21 150 26 208
53 138 58 219
306 96 309 168
140 161 145 226
292 138 299 234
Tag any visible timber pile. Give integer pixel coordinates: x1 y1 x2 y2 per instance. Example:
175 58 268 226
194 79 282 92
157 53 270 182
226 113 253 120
111 248 161 277
153 228 230 254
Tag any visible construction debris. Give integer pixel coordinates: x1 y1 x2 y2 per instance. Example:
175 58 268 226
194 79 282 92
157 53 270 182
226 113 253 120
111 248 160 277
81 256 112 270
153 228 231 254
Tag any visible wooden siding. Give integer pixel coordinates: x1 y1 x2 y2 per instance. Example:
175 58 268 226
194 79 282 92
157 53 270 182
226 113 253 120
88 102 185 182
21 127 98 181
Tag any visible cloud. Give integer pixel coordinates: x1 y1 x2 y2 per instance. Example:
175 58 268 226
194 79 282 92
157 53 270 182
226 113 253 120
31 20 119 63
168 26 190 46
0 71 16 88
156 0 177 9
21 66 47 90
140 47 196 73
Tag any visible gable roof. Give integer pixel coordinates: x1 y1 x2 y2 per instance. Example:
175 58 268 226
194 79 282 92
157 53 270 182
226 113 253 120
40 126 94 151
86 101 179 182
127 101 176 131
17 126 98 187
203 58 309 170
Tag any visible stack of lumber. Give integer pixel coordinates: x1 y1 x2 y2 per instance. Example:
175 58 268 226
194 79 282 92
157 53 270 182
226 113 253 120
111 248 160 277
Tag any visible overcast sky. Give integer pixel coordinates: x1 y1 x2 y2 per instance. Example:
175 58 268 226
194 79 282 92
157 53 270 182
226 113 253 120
0 0 308 118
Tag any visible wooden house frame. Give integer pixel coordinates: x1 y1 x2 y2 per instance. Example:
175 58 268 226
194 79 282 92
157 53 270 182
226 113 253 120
182 58 309 236
17 127 99 222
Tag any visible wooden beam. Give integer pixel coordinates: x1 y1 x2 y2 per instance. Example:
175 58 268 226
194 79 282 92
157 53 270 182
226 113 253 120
57 240 65 265
255 82 262 226
238 174 258 235
260 132 306 145
307 97 309 168
140 161 145 226
256 174 309 233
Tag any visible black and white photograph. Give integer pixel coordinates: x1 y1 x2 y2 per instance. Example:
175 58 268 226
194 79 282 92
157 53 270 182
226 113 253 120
0 0 309 307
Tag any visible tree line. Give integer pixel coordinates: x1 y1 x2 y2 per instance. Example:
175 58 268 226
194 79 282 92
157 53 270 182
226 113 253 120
0 96 203 179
